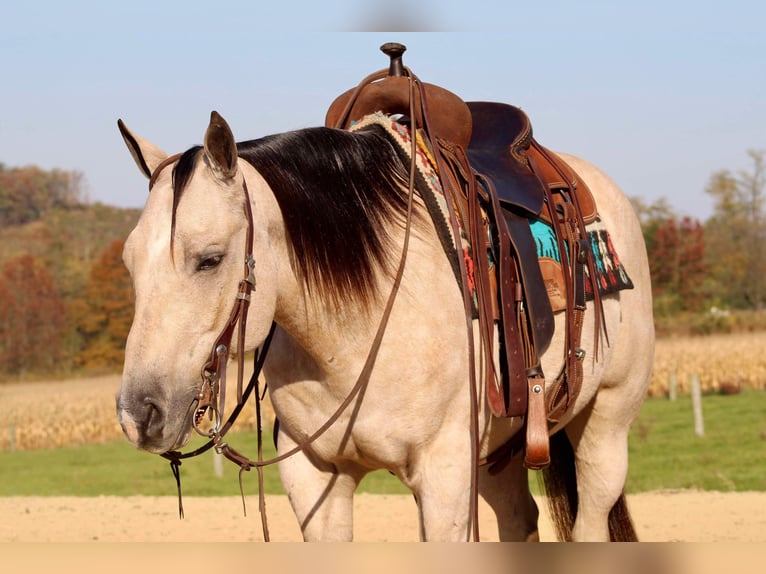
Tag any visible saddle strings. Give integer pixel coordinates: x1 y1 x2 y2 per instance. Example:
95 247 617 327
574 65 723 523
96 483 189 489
406 70 482 542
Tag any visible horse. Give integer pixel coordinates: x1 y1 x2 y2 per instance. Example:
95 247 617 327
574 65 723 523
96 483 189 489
115 108 654 542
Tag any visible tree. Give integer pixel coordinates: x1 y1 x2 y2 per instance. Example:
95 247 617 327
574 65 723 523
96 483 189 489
0 166 87 226
0 255 68 377
705 150 766 308
630 197 708 313
647 216 708 312
630 196 677 256
75 239 134 370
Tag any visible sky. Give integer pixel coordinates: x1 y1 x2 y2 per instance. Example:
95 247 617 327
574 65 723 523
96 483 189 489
2 1 764 222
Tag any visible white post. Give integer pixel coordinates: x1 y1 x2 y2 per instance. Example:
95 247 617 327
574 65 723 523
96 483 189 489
690 374 704 437
213 450 224 478
668 372 677 401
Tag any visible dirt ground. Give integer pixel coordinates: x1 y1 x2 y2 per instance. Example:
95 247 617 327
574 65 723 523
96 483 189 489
1 490 764 542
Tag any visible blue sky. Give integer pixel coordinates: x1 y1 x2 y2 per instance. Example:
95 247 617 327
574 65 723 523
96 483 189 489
2 1 764 221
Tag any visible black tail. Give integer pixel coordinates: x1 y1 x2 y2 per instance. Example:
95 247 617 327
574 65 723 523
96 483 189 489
539 431 637 542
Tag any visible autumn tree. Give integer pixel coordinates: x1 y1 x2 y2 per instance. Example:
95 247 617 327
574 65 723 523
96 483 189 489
0 166 87 226
630 197 707 312
75 239 134 370
646 216 708 313
0 255 68 377
705 150 766 308
630 196 677 256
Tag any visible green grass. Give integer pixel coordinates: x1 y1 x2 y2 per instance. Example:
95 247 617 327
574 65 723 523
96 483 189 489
1 390 763 496
626 389 766 492
0 437 276 497
0 430 409 497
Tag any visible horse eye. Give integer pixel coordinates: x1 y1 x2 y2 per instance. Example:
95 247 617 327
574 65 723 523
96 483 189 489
197 254 224 272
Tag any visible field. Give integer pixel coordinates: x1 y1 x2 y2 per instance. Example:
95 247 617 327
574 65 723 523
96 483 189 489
650 330 766 396
3 331 765 453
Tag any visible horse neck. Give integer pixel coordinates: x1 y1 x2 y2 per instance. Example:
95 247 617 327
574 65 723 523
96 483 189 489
243 167 382 365
272 263 388 368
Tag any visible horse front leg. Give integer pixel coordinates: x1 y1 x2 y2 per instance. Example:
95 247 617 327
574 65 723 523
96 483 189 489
276 428 358 541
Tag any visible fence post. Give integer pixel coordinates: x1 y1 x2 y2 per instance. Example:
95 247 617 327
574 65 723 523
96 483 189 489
668 372 677 401
213 450 224 478
690 374 704 437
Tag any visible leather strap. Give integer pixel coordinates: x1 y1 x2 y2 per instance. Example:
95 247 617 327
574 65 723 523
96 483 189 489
192 178 256 438
148 153 182 190
527 142 603 425
412 77 482 541
478 174 528 417
524 375 550 469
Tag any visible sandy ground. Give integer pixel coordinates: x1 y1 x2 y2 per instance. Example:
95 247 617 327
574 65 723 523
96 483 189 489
1 490 764 542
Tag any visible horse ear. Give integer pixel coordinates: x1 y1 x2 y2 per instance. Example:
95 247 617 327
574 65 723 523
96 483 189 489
204 111 238 181
117 119 169 179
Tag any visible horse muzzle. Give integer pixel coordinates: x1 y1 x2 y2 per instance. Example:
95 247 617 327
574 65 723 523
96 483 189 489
116 390 193 454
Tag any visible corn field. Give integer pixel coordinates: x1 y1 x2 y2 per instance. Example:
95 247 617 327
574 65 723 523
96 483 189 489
650 331 766 397
1 367 270 452
2 331 765 451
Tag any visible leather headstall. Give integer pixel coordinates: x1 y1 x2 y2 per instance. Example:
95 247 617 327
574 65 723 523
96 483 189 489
147 154 261 441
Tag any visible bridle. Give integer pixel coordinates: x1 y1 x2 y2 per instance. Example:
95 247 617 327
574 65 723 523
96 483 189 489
141 78 424 540
146 155 276 529
192 178 257 439
147 153 261 442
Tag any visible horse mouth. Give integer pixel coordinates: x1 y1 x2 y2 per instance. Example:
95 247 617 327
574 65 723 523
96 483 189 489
194 404 209 428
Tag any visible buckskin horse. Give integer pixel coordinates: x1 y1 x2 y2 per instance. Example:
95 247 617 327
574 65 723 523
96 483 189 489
116 45 654 542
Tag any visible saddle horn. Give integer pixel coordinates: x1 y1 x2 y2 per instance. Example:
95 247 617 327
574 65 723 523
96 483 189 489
325 42 472 148
381 42 406 77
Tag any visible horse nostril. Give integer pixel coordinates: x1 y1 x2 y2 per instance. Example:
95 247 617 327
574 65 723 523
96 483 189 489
116 396 164 446
143 398 163 437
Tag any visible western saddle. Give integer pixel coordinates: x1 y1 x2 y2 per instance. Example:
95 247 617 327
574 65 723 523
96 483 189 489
326 43 604 470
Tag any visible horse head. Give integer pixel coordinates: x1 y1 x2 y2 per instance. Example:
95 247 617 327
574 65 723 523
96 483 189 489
116 112 278 454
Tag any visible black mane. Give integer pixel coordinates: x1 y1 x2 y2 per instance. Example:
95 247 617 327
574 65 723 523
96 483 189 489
170 145 203 255
237 125 411 308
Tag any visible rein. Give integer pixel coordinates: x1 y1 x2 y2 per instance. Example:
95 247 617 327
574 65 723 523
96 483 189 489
147 84 421 541
333 63 482 541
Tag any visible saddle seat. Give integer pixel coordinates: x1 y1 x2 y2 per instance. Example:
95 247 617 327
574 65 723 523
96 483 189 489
465 101 598 226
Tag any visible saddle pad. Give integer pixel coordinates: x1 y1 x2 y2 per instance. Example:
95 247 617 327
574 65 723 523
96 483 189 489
348 112 471 291
530 219 634 312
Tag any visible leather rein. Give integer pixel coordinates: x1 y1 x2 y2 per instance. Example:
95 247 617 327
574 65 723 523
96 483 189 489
145 81 422 541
